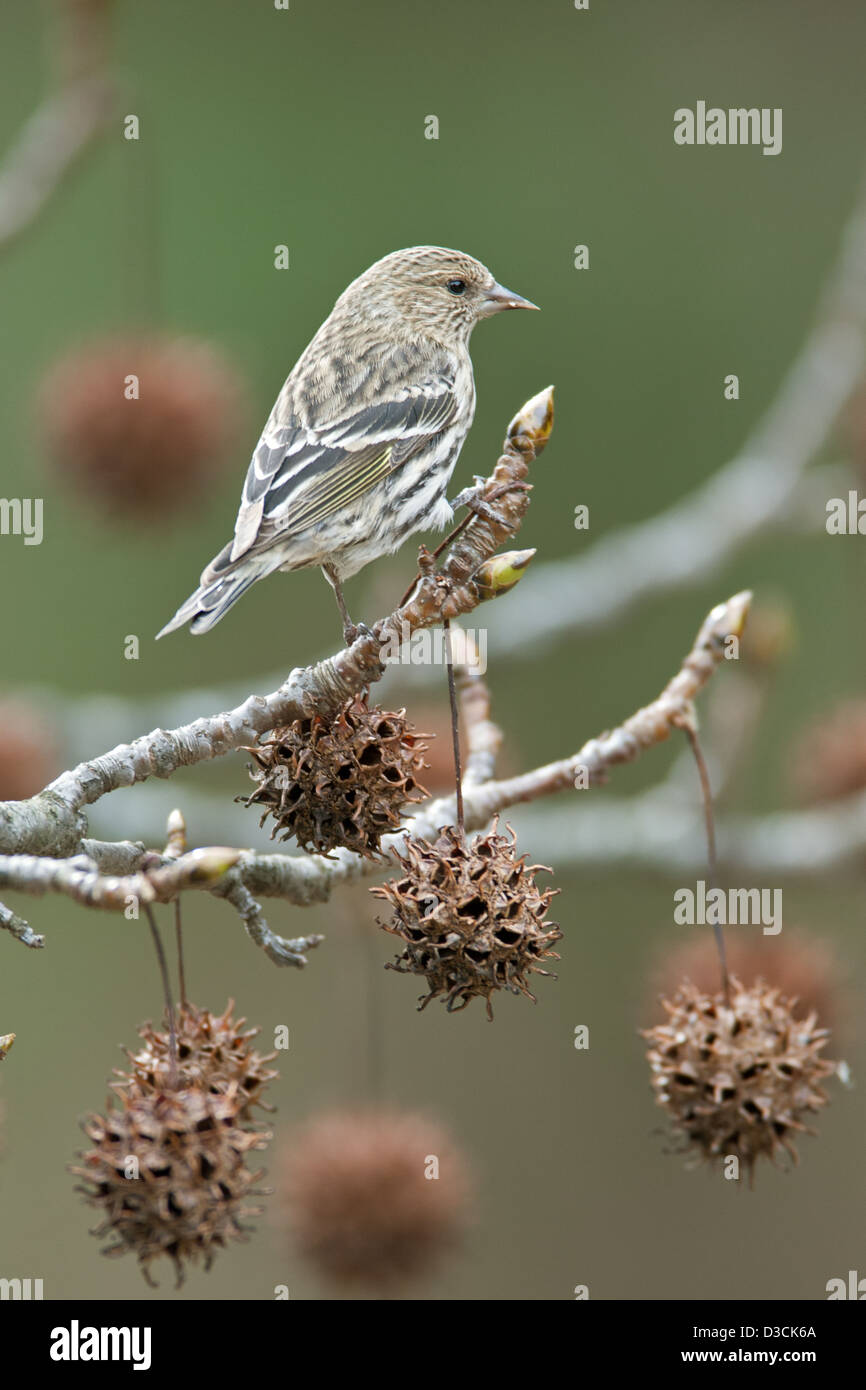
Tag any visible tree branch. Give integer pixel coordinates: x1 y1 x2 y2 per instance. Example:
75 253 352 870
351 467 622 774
507 787 866 876
0 587 750 959
474 174 866 655
0 0 116 252
0 388 553 862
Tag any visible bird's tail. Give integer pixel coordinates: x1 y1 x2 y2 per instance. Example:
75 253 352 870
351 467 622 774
156 542 277 638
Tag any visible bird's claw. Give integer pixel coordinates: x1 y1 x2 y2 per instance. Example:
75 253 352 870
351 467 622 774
344 620 374 645
450 477 486 510
451 482 508 529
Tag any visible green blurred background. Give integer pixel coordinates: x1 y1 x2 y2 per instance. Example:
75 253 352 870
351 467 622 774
1 0 864 1300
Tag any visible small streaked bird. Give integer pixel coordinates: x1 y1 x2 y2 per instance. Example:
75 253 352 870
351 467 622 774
157 246 538 644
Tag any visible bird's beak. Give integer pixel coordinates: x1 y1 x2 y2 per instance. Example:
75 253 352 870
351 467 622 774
480 281 540 317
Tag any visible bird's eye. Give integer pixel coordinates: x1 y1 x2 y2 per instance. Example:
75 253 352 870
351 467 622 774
446 278 466 295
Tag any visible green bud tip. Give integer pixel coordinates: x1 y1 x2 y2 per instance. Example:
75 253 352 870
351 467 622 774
710 590 752 641
474 548 536 599
506 386 554 452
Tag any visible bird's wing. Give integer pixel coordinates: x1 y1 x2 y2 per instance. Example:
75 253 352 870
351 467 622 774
230 363 458 561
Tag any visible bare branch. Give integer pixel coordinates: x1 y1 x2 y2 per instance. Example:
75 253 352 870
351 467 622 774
0 1 116 252
0 900 43 950
0 846 241 911
457 652 501 789
211 873 324 969
0 588 749 962
0 389 553 861
478 177 866 655
508 787 866 876
231 590 752 910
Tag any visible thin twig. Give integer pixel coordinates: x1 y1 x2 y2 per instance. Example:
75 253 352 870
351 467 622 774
144 904 177 1088
443 619 465 839
0 0 116 252
174 899 187 1010
681 720 730 1003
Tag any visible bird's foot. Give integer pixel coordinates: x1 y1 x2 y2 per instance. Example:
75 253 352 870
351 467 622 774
343 620 373 646
450 476 486 510
451 479 508 529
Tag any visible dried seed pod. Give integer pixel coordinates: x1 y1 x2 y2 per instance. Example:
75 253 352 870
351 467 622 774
647 932 847 1040
0 701 58 800
39 335 245 518
643 978 837 1181
791 699 866 803
279 1108 472 1289
241 694 429 858
117 1001 278 1121
372 818 561 1018
72 1085 270 1286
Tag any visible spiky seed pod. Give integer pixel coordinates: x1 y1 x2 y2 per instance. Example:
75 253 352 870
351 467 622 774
392 702 464 794
38 335 244 518
241 694 430 858
372 819 561 1018
116 1002 278 1121
280 1109 471 1289
791 699 866 803
643 978 837 1182
72 1085 270 1286
647 932 846 1039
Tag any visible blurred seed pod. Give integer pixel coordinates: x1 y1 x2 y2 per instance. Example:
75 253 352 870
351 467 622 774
791 699 866 803
643 978 837 1182
279 1108 472 1290
38 334 245 519
738 596 795 670
241 695 429 858
0 700 58 800
372 818 561 1018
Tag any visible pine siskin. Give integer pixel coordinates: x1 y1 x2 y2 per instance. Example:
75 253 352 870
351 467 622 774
157 247 538 644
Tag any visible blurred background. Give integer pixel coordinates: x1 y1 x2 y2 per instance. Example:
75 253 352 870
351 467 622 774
0 0 865 1300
